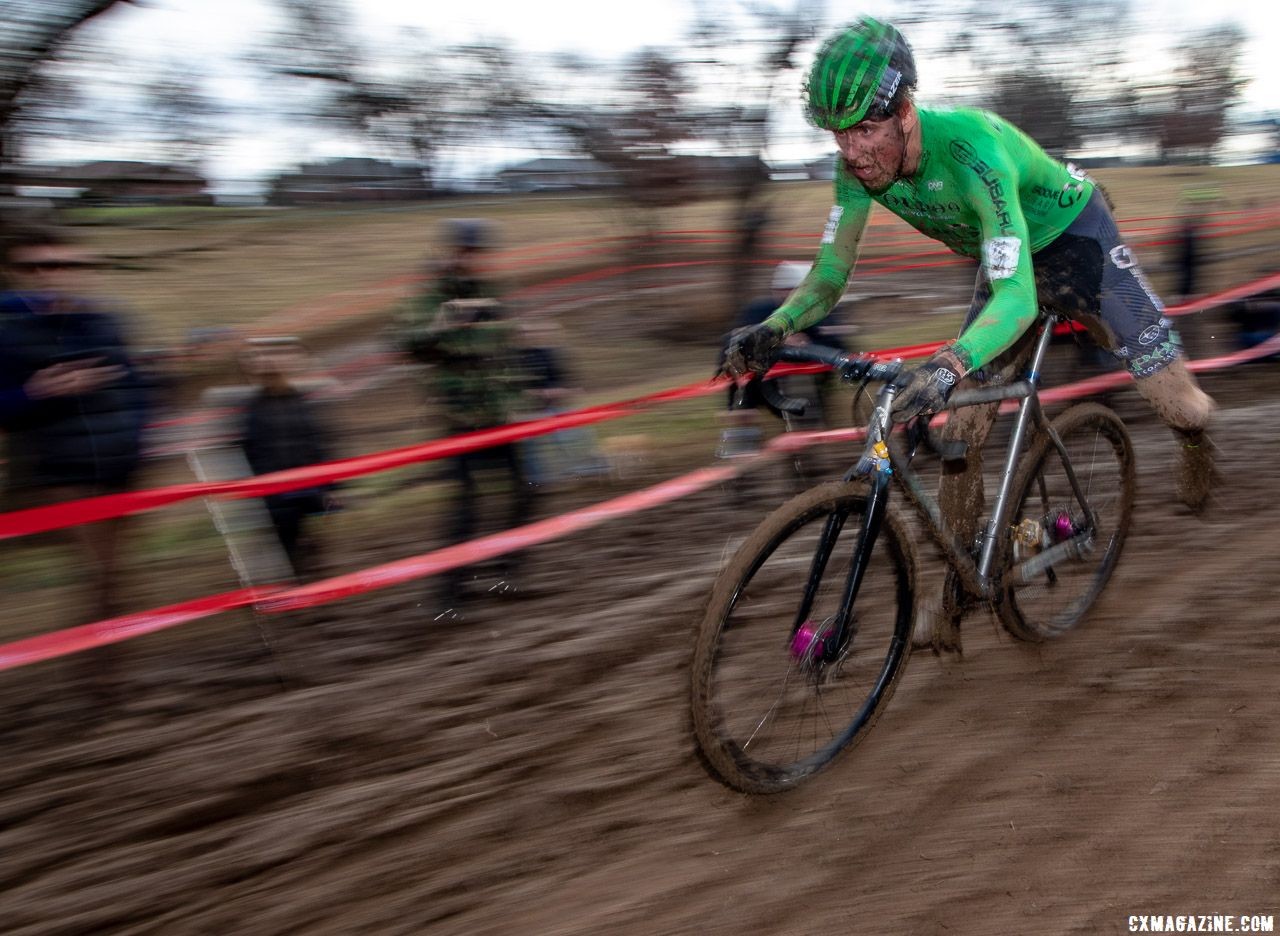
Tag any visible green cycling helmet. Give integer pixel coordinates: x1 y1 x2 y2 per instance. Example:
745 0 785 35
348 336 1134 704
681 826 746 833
805 16 917 131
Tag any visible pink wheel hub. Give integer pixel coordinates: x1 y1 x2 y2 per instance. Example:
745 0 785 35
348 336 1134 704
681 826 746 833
790 620 836 662
1053 510 1076 541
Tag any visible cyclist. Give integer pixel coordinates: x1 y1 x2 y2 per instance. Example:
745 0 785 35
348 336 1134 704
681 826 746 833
721 15 1217 527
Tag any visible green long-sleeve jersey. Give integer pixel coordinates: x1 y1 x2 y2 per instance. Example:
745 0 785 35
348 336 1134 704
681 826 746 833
765 106 1093 369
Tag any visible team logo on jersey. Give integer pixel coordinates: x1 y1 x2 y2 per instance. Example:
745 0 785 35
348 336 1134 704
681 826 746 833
983 236 1022 280
1059 182 1085 209
821 205 843 244
948 140 977 167
1109 245 1134 269
928 180 944 191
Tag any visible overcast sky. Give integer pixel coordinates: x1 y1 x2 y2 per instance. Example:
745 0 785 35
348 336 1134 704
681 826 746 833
117 0 1278 101
48 0 1280 189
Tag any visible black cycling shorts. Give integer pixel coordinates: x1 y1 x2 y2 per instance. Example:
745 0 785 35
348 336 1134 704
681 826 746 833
965 190 1182 378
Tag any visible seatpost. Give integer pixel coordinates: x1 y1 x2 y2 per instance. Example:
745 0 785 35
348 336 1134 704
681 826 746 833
975 313 1057 582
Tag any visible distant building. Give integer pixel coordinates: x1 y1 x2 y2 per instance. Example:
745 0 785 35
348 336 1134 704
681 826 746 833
766 155 836 182
268 157 430 205
683 155 769 190
495 154 773 195
767 163 812 183
805 155 837 181
8 160 211 205
496 157 621 192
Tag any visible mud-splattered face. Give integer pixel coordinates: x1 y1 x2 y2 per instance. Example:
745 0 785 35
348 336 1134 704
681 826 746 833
834 114 907 194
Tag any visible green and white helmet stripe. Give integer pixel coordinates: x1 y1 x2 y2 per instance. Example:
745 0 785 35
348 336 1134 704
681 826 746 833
805 16 909 130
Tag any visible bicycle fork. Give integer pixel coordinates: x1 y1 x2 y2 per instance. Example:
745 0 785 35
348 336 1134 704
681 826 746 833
788 474 892 667
789 402 897 666
828 471 893 662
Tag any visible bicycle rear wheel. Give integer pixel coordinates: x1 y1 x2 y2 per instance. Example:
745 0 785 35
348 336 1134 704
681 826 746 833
690 480 916 794
996 403 1136 641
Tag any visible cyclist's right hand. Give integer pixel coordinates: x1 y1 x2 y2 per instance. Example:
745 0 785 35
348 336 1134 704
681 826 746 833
719 322 785 379
889 348 966 422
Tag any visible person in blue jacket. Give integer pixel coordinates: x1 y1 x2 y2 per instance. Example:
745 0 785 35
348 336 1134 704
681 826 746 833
1 226 150 639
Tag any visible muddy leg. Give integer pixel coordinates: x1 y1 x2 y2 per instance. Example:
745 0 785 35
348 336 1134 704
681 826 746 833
1132 357 1214 432
937 332 1037 546
1133 357 1217 512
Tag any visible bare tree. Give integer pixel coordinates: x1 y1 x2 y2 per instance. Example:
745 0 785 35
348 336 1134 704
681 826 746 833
988 69 1083 158
554 47 695 208
254 0 498 189
893 0 1137 156
0 0 136 254
1153 23 1250 164
1 0 134 175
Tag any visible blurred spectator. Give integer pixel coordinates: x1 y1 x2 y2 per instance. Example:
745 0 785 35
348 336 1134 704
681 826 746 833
0 226 150 692
237 337 338 579
1172 214 1202 303
728 203 770 316
1225 281 1280 356
395 220 533 611
716 261 836 459
1170 186 1220 304
515 320 607 487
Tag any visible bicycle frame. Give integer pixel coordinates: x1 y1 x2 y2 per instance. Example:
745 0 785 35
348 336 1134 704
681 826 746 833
812 312 1098 658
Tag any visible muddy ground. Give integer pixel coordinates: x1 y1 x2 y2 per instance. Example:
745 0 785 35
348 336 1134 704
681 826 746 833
2 330 1279 934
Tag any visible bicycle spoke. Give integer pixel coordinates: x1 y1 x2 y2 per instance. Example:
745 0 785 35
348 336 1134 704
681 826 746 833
742 659 800 751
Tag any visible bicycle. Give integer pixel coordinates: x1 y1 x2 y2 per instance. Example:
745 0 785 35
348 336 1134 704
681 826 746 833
689 310 1136 794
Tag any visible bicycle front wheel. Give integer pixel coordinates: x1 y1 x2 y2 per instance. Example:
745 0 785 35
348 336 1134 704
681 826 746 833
997 403 1136 641
690 480 916 794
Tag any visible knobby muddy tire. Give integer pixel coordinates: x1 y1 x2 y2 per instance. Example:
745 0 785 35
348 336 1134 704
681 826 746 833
690 480 917 794
996 403 1136 642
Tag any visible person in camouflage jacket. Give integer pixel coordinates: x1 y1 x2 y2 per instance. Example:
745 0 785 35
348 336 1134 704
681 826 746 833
395 220 534 612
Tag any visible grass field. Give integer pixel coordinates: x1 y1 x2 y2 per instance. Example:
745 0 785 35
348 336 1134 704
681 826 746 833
65 163 1280 349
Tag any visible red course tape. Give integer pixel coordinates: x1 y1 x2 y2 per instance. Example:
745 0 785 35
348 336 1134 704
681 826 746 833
1 276 1278 672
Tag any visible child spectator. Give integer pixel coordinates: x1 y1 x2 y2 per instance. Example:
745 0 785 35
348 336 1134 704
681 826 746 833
237 337 338 578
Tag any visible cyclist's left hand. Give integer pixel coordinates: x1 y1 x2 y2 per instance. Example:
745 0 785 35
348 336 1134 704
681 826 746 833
720 321 785 379
891 348 967 422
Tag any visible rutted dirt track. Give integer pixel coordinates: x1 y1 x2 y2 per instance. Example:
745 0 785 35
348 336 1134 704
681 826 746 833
3 364 1280 935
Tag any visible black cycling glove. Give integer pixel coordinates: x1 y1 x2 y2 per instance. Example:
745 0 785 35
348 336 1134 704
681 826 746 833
891 347 968 422
721 322 785 378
